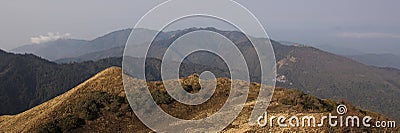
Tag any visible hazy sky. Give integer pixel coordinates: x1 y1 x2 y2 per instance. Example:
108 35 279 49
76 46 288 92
0 0 399 54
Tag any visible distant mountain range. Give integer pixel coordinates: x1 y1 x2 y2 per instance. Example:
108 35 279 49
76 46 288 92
347 53 400 69
314 44 365 56
11 28 169 61
297 44 400 69
2 28 400 122
315 43 400 58
55 46 124 63
12 39 89 61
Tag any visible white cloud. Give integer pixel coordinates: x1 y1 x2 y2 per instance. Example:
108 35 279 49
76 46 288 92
337 32 400 39
30 32 71 44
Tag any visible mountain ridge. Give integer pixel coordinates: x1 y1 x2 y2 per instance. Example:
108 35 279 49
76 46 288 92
0 67 397 132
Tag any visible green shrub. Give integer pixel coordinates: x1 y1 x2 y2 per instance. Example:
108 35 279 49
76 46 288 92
75 92 108 120
79 99 101 120
321 99 336 112
74 91 129 120
301 95 321 110
35 115 84 133
36 123 61 133
182 84 194 92
280 98 295 105
57 116 85 131
151 90 173 104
